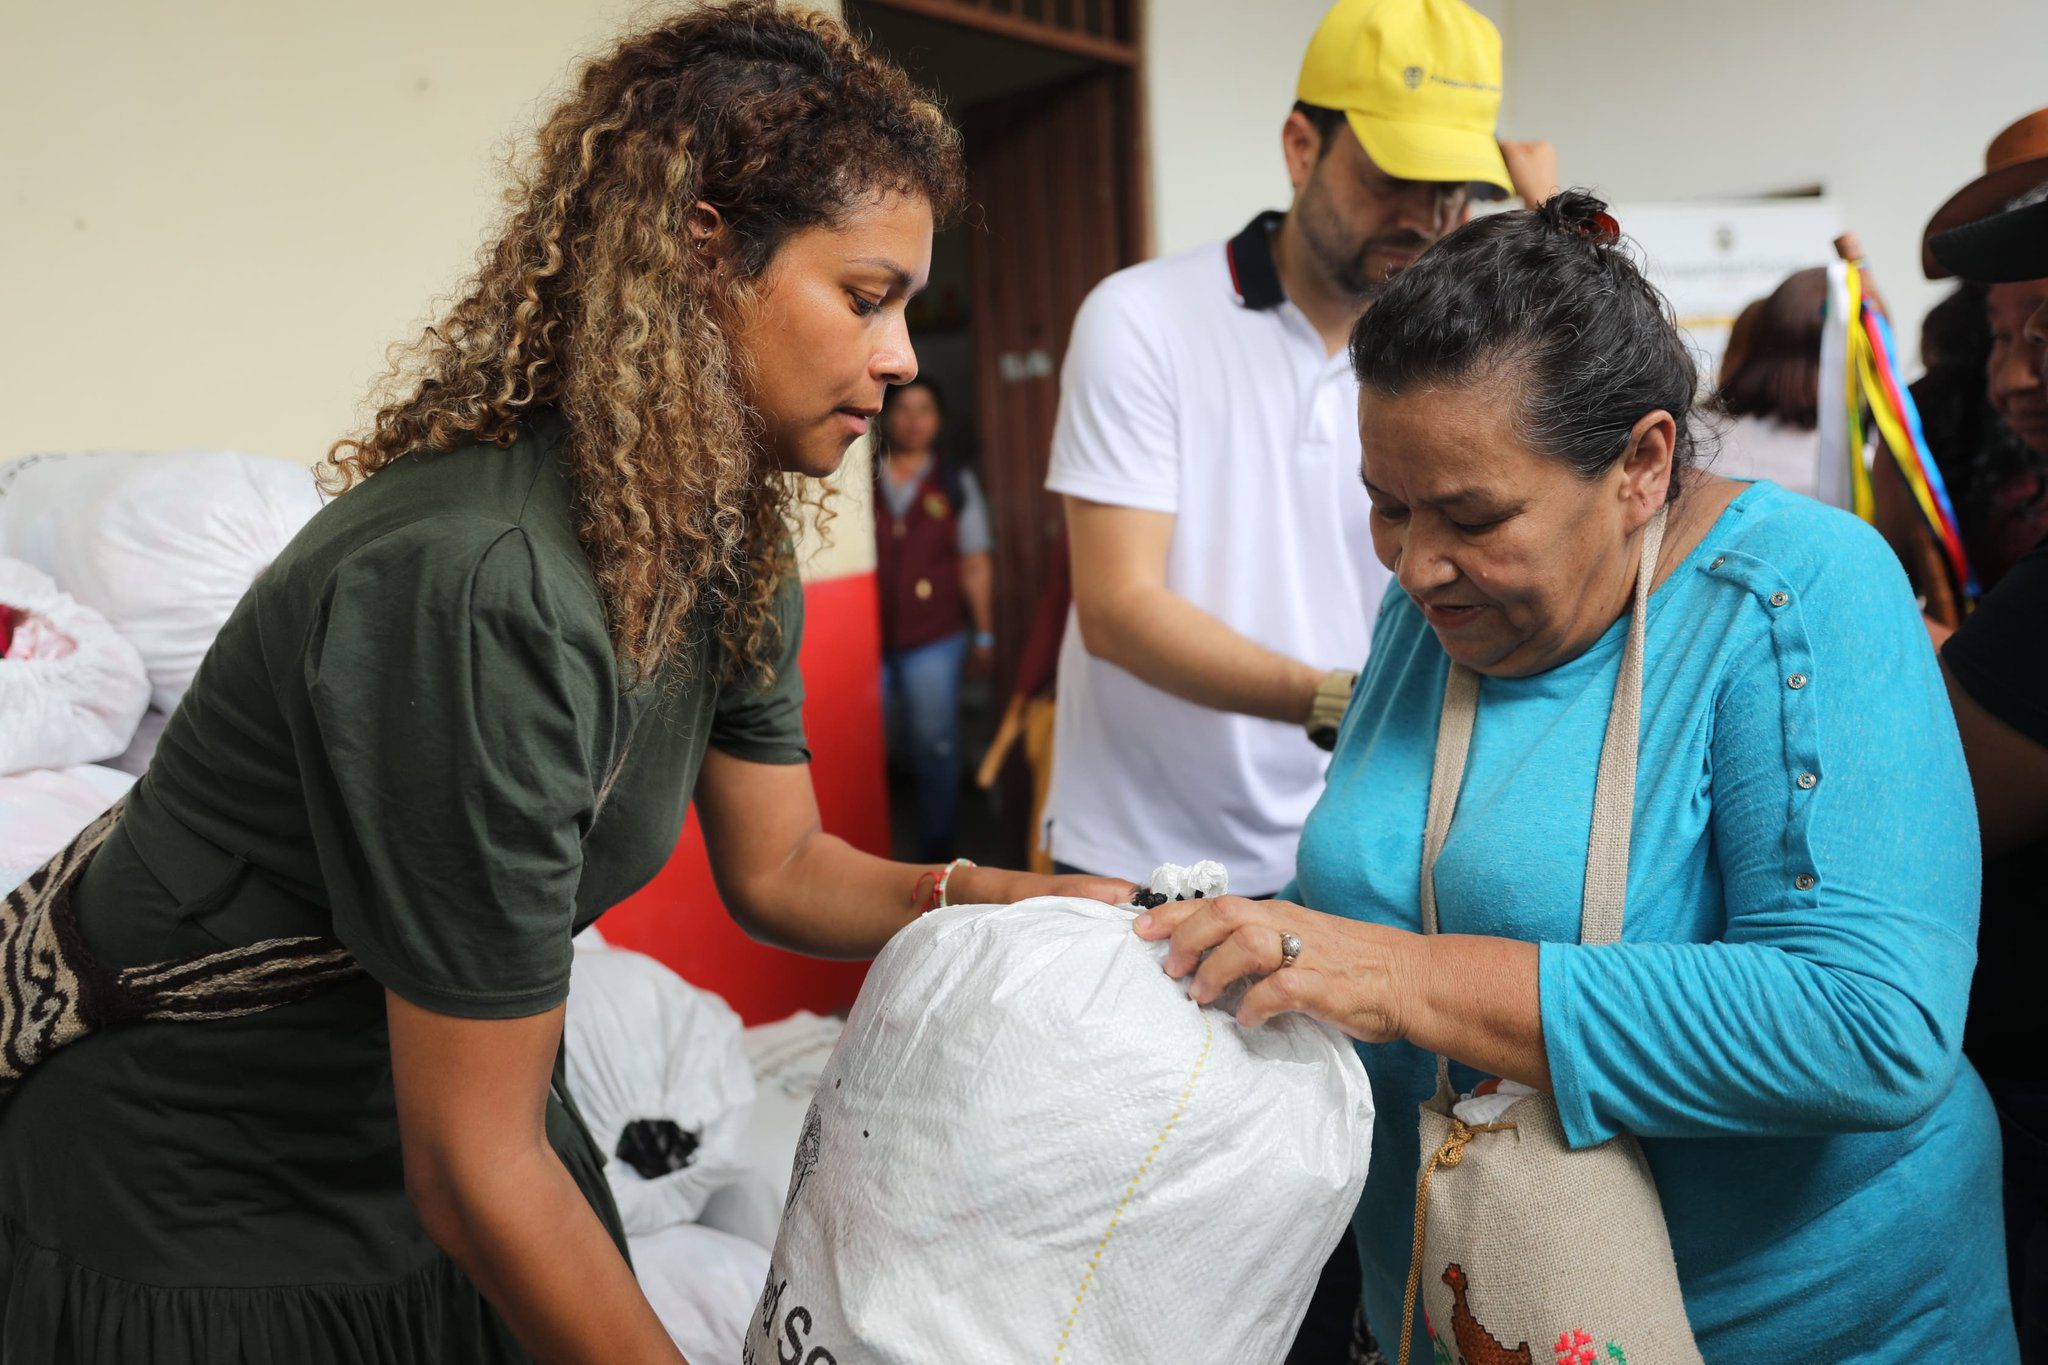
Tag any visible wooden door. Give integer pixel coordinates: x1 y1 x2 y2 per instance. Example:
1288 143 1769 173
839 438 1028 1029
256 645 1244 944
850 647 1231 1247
964 67 1141 699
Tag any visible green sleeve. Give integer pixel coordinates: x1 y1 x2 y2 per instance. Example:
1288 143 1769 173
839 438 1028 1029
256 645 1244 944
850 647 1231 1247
299 518 617 1017
708 572 810 765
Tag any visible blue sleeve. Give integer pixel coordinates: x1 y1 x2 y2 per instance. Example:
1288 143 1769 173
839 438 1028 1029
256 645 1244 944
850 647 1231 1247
1540 522 1981 1144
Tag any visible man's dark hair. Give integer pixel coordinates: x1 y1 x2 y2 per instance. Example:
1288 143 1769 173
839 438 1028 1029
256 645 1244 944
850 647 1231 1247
1349 188 1701 493
1292 100 1348 159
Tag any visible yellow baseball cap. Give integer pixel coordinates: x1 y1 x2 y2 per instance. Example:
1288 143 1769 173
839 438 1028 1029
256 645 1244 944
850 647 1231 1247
1296 0 1512 195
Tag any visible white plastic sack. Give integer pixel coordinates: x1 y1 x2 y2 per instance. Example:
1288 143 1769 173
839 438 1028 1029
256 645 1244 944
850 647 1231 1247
700 1011 846 1251
0 557 150 776
631 1223 772 1365
1 764 135 893
0 450 324 712
745 897 1373 1365
563 946 756 1235
105 704 172 777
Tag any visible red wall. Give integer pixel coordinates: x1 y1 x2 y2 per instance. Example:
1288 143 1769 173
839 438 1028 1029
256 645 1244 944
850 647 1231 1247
599 571 885 1024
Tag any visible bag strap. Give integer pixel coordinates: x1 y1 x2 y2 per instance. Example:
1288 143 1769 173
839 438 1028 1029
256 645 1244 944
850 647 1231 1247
1418 507 1667 1089
1580 503 1665 944
1418 666 1478 942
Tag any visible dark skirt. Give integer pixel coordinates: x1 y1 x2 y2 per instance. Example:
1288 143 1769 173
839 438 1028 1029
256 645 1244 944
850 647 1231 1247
0 823 625 1364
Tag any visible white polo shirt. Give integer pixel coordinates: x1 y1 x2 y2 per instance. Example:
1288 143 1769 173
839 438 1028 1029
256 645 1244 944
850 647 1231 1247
1043 212 1391 892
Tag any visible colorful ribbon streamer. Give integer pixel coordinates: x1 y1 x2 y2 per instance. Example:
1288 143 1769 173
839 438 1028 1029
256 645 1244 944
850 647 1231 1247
1835 259 1976 598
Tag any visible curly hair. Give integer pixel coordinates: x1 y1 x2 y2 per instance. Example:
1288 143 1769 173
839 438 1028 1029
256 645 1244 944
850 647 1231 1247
324 1 966 685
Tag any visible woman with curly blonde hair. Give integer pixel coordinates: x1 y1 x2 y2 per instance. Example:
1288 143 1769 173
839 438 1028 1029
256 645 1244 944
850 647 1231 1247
0 5 1128 1360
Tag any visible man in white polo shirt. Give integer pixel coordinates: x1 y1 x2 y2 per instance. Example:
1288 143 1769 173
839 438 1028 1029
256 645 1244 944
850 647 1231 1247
1044 0 1550 909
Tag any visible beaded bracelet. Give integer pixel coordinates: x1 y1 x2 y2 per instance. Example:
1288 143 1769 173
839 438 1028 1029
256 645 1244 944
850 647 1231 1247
935 856 976 909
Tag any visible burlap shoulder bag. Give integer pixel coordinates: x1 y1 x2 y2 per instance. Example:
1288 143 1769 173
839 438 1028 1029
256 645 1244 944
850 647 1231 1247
1398 507 1703 1365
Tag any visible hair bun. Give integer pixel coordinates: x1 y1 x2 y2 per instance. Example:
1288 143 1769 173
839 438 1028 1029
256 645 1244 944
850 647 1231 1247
1542 188 1621 246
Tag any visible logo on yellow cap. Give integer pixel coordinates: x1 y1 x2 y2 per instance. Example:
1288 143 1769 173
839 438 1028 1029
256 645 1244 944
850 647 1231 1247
1403 65 1423 91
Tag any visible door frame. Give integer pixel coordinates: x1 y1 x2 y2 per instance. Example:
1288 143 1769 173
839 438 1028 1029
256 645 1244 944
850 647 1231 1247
854 0 1151 265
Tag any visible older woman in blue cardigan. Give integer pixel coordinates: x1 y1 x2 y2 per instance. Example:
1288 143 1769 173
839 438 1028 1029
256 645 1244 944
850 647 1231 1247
1140 192 2018 1360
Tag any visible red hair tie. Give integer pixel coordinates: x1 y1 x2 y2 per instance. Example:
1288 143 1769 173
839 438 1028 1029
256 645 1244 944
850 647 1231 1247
1585 210 1621 245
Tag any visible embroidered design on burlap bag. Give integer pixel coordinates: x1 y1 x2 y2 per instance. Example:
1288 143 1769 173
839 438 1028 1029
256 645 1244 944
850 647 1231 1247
1551 1328 1627 1364
1 803 363 1100
1426 1268 1632 1365
1440 1264 1532 1365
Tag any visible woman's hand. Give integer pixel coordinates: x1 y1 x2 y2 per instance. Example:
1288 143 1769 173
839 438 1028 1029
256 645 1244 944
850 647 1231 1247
949 863 1137 908
1132 895 1428 1043
1136 897 1553 1089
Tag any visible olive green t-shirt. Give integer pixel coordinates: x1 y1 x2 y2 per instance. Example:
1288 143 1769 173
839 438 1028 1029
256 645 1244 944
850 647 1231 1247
0 416 808 1319
111 412 809 1017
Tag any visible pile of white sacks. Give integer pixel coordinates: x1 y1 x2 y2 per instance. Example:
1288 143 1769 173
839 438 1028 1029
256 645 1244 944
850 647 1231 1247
566 930 846 1363
0 450 324 890
571 866 1376 1365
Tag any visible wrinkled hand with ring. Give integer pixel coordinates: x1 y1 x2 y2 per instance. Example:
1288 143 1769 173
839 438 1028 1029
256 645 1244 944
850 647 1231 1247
1132 895 1426 1043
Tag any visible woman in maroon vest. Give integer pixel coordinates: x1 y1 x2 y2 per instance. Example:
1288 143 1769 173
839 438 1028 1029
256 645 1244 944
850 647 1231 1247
874 380 994 860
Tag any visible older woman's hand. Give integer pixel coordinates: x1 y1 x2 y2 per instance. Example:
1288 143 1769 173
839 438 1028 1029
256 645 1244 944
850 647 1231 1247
1132 895 1427 1044
1137 897 1553 1088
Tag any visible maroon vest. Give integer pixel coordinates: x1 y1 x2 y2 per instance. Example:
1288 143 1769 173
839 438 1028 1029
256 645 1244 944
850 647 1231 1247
875 461 967 654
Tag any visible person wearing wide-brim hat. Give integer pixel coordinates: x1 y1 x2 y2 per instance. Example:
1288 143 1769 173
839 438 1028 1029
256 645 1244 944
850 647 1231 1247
1891 113 2048 599
1929 188 2048 1361
1922 107 2048 280
1934 189 2048 294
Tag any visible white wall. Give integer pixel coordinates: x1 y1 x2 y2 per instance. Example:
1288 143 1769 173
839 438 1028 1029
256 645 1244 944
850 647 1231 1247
0 0 882 574
1 0 640 463
1469 0 2048 360
11 0 2032 474
12 0 1346 472
5 0 1350 575
1144 0 1338 256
